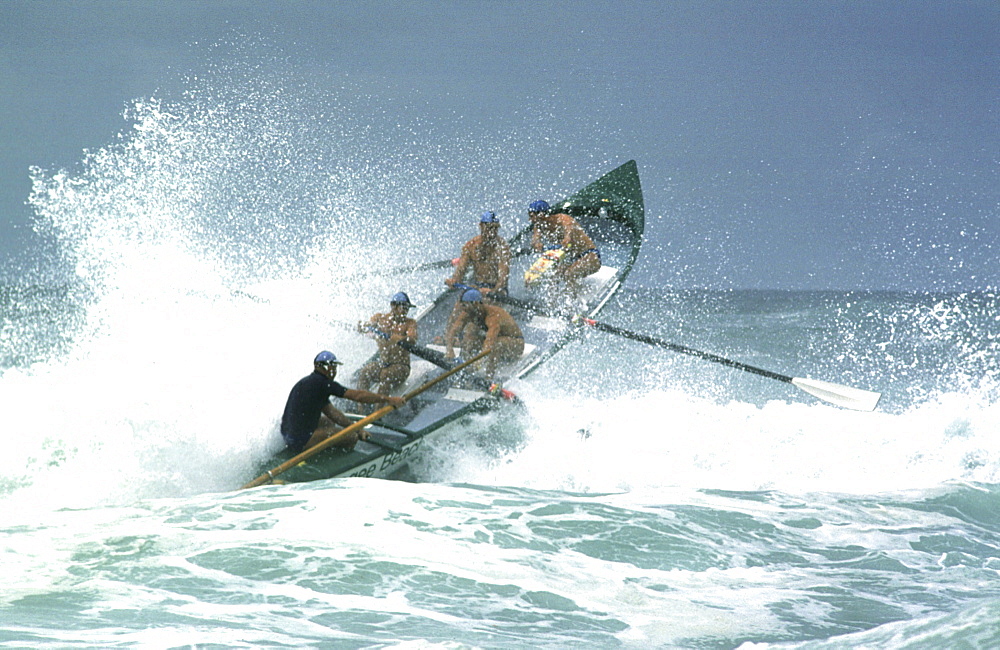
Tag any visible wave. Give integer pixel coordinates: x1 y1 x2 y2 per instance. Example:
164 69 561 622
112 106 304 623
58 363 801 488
4 478 1000 647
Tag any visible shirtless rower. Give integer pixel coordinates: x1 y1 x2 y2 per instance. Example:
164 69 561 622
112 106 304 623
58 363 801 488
527 199 601 299
445 211 512 299
356 292 418 394
444 288 524 382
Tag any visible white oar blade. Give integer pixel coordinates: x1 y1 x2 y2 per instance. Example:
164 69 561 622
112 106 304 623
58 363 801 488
791 377 881 412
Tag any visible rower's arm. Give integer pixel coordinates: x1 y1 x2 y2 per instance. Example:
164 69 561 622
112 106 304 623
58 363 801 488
446 241 473 285
563 215 595 251
482 313 501 352
360 313 386 337
560 215 576 249
497 241 512 288
531 227 542 252
343 388 402 406
444 311 466 356
322 402 352 428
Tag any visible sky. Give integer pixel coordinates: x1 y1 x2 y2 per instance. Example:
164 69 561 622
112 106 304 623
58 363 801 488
1 0 997 290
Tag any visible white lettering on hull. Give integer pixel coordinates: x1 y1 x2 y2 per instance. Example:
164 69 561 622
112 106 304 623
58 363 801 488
346 438 424 479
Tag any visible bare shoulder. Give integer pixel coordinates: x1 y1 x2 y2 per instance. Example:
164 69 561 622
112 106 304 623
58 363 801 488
486 304 510 321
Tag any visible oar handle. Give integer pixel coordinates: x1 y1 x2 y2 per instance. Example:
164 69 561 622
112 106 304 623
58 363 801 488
240 348 492 490
360 323 391 340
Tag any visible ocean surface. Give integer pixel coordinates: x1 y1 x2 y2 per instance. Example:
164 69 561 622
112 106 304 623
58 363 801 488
4 56 1000 649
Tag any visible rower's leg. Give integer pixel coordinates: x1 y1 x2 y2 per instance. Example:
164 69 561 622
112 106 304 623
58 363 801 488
377 363 410 394
486 336 525 380
304 424 359 451
356 360 379 391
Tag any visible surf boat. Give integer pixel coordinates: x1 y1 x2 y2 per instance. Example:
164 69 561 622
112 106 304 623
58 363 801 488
246 160 645 486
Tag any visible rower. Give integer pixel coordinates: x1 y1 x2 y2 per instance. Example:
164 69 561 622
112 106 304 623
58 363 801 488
526 199 601 300
280 351 404 453
445 210 512 300
444 288 524 382
438 210 514 342
356 292 419 395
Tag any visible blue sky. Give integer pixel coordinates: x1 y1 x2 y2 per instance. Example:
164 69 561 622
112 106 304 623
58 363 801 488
1 1 997 290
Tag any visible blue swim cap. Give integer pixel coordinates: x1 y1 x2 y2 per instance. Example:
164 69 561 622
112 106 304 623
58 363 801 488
390 291 415 307
529 200 550 213
480 211 499 223
314 350 343 365
461 288 483 303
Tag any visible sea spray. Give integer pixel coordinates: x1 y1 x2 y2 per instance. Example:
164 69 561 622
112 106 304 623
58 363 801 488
7 41 612 510
425 386 999 495
3 30 1000 650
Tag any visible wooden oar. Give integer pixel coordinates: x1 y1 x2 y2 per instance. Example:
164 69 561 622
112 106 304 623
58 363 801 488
496 294 881 412
240 348 491 490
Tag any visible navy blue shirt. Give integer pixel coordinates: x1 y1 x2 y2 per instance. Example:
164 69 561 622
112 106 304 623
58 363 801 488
280 371 348 451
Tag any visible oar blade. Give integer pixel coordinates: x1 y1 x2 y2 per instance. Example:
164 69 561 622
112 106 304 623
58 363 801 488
791 377 881 412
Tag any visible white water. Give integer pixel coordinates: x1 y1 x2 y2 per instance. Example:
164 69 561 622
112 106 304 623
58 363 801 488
3 48 1000 649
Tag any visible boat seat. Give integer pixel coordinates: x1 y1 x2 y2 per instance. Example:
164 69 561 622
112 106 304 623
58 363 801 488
521 265 617 332
398 358 440 396
578 264 617 302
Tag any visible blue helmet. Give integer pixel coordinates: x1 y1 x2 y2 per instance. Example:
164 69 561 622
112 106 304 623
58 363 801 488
528 200 550 213
314 350 342 366
460 288 483 303
390 291 415 307
480 210 499 223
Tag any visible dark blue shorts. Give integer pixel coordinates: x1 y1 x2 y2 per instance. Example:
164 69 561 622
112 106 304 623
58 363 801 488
281 429 311 453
